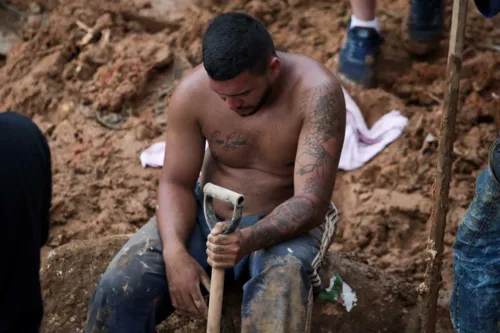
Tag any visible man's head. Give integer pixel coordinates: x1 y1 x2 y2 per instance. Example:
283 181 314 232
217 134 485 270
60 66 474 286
202 12 281 116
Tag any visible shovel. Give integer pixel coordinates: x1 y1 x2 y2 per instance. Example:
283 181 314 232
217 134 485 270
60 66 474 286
203 182 245 333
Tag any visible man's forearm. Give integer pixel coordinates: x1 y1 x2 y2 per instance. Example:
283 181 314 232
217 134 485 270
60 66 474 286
157 181 197 252
240 195 326 255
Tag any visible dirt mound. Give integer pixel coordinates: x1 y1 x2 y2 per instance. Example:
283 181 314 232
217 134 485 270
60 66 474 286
0 0 499 325
41 235 430 333
40 235 206 333
0 0 210 118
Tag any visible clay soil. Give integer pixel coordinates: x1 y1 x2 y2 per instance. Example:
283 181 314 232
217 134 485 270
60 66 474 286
1 0 499 326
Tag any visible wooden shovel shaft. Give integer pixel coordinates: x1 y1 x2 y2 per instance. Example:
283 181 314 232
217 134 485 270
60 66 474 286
207 268 225 333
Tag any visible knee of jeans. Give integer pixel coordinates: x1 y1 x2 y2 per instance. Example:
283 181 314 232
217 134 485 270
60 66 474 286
94 268 130 303
243 255 310 322
94 257 154 305
258 242 316 269
256 253 310 282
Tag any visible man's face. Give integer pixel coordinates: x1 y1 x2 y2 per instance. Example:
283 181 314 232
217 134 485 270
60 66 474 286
209 70 273 117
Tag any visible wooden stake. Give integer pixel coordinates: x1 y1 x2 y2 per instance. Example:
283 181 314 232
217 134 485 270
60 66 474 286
422 0 468 332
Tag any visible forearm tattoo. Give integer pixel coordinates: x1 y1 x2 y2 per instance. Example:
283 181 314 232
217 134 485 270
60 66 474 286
248 196 315 250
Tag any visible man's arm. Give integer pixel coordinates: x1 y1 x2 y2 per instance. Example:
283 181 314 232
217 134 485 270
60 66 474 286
240 80 346 254
157 81 206 253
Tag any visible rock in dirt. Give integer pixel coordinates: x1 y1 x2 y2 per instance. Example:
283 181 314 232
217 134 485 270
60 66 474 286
0 29 19 56
39 235 441 333
0 4 21 56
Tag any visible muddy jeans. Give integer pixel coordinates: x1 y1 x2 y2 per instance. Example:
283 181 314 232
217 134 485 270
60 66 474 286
85 183 326 333
451 166 500 332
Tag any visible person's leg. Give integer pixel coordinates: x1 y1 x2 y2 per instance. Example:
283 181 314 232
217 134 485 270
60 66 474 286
86 185 211 333
85 218 173 333
337 0 383 88
350 0 376 21
407 0 444 42
239 226 325 333
0 111 52 333
450 139 500 332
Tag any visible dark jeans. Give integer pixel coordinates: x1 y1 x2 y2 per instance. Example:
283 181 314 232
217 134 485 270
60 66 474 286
0 112 52 333
86 183 325 333
451 166 500 332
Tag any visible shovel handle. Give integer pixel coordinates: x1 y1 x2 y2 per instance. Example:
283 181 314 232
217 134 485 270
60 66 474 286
203 183 244 208
206 268 225 333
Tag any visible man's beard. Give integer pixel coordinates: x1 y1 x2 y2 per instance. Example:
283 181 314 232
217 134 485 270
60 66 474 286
236 85 272 117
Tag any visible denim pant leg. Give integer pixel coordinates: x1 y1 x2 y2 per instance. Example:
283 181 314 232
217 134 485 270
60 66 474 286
451 167 500 333
239 226 323 333
86 186 210 333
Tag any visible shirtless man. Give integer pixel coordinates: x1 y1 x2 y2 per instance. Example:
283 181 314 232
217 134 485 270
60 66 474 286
85 12 345 333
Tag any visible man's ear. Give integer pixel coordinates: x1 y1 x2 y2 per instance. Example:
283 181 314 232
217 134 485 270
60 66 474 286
269 56 281 80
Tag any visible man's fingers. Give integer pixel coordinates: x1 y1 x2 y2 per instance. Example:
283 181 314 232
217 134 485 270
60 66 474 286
210 222 230 236
170 291 179 309
207 257 233 269
191 285 208 318
199 270 211 292
177 291 199 318
206 249 235 263
207 234 232 245
206 241 238 255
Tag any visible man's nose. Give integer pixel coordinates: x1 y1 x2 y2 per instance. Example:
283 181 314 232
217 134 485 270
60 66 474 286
226 97 242 110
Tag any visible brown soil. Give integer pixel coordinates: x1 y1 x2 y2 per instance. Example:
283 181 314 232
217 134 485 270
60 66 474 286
41 236 434 333
1 0 500 330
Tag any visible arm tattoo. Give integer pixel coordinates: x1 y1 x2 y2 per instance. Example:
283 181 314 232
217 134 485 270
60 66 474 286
296 82 343 199
243 82 344 253
248 196 315 250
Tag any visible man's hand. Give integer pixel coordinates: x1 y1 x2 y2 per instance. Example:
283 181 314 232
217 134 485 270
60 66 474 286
163 247 210 319
206 222 246 268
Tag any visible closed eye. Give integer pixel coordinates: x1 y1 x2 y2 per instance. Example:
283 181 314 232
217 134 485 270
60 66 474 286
217 89 253 99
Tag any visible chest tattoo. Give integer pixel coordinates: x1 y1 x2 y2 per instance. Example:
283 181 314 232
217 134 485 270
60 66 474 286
209 130 248 151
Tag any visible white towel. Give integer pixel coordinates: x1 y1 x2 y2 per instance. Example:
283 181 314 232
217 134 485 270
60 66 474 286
338 88 408 170
139 89 408 171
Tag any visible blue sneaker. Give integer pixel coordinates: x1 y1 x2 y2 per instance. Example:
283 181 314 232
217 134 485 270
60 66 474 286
408 0 444 42
338 27 384 87
488 137 500 182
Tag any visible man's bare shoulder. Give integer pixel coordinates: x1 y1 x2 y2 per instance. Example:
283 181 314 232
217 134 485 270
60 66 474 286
286 53 344 117
169 65 211 113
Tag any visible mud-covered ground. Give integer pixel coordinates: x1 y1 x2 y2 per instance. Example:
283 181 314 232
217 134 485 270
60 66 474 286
1 0 499 312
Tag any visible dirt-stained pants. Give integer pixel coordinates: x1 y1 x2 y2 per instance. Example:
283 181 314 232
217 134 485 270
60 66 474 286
451 164 500 332
85 183 325 333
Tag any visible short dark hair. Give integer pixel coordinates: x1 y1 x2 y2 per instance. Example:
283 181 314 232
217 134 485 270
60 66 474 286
202 12 277 81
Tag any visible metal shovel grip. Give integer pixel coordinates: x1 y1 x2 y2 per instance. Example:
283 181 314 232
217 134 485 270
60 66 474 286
203 183 244 207
203 183 245 235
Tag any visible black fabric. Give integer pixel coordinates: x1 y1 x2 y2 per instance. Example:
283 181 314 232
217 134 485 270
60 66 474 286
474 0 500 18
0 112 52 333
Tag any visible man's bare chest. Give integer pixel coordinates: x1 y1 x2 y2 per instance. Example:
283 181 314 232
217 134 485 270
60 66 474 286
202 113 302 170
